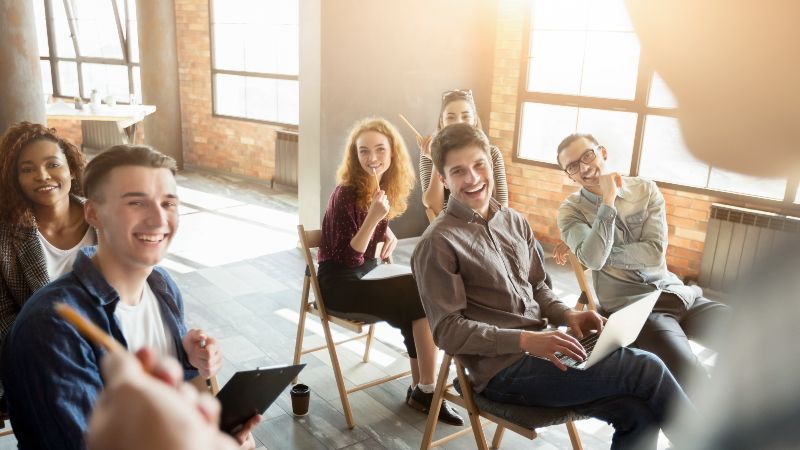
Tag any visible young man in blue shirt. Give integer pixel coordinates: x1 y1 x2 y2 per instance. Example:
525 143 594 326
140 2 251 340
2 145 257 449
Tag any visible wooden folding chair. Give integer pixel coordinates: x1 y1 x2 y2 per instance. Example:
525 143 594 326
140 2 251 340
567 252 599 313
292 224 412 429
420 354 587 450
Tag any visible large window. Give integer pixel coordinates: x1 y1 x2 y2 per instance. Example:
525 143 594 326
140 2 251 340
210 0 299 127
516 0 797 205
34 0 141 102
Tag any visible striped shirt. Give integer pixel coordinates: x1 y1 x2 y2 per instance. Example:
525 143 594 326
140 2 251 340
419 145 508 209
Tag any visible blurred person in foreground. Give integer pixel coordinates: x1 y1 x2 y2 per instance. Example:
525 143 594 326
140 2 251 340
627 0 800 448
87 347 259 450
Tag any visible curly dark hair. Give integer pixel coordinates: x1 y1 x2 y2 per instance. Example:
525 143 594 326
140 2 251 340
0 122 86 227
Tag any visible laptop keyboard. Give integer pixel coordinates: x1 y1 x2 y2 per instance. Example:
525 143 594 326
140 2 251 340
557 332 599 367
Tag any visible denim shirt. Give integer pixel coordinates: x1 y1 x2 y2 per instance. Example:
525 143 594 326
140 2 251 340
1 246 197 450
557 176 697 312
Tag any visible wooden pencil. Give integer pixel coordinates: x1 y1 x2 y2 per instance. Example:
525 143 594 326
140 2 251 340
54 302 126 354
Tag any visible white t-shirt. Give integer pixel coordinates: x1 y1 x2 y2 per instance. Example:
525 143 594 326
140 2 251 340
38 227 96 280
115 284 178 358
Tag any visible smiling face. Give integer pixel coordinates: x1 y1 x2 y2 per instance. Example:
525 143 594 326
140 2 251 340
558 136 608 192
16 140 73 209
86 166 179 273
441 144 494 218
355 130 392 180
441 99 477 129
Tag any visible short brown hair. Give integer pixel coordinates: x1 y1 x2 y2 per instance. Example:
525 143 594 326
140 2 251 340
556 133 599 168
0 122 85 226
431 123 491 177
83 145 177 201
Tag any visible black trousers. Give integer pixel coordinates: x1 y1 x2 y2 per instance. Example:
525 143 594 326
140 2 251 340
631 292 730 394
317 259 426 358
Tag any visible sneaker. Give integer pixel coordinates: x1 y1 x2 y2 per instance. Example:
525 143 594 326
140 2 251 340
406 386 412 403
407 386 464 426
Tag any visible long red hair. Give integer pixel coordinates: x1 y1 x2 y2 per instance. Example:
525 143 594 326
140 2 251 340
336 118 415 219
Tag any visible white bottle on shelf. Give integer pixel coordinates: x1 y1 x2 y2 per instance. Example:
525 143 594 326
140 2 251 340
90 89 101 109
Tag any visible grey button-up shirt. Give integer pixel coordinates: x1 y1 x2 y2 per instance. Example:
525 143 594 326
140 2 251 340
412 196 571 392
558 176 697 313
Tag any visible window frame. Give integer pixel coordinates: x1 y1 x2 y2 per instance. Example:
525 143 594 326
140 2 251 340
512 6 800 213
39 0 140 101
207 0 299 130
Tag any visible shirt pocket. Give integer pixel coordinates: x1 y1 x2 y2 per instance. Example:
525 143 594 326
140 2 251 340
624 211 647 241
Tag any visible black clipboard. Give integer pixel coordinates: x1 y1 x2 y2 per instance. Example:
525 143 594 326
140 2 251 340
217 363 305 434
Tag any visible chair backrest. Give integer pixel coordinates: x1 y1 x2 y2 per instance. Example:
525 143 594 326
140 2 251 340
567 252 598 312
298 224 322 279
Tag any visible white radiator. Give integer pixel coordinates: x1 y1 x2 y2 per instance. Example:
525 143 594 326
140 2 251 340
699 204 800 292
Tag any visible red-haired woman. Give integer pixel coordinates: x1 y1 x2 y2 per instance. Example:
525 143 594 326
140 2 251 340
317 117 462 425
0 122 96 347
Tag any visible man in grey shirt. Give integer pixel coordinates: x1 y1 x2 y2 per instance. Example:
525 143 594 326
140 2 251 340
412 123 692 449
556 133 729 392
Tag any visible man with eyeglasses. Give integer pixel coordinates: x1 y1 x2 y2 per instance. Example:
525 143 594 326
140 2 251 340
555 134 729 396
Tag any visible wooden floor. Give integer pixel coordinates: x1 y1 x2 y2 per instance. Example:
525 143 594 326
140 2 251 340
0 170 648 450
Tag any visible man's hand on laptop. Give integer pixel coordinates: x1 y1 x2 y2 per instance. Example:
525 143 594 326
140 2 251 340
184 329 224 378
519 330 587 371
564 309 607 339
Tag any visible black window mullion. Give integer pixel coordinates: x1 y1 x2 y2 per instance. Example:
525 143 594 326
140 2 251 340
110 0 128 62
61 0 84 97
629 53 656 176
124 0 133 97
42 0 60 95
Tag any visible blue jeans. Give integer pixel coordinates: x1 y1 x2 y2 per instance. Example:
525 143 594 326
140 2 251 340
483 348 692 449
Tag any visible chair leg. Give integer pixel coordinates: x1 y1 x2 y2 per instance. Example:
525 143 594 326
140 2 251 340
362 324 376 363
565 421 583 450
420 355 452 450
456 361 489 450
292 277 311 384
490 423 505 449
321 314 356 429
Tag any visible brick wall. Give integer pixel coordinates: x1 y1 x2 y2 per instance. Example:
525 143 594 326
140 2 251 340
46 118 82 147
487 0 790 280
173 0 280 180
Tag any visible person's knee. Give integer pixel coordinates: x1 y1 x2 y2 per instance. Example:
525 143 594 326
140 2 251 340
626 348 672 379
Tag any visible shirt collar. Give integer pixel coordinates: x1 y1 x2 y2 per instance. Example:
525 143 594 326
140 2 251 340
72 246 168 306
579 176 629 205
445 195 503 223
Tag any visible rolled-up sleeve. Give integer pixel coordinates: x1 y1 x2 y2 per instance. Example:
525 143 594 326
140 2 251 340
605 182 667 270
412 237 522 356
558 202 617 270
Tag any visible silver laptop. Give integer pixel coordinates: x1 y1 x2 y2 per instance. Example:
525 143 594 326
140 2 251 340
557 290 660 370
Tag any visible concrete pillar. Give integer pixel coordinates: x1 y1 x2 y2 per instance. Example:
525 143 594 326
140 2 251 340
136 0 183 167
298 0 322 229
0 0 46 133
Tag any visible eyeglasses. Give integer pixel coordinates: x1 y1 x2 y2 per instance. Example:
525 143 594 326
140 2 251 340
563 146 602 175
442 89 474 102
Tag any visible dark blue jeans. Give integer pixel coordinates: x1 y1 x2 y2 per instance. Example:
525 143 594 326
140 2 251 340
483 348 692 449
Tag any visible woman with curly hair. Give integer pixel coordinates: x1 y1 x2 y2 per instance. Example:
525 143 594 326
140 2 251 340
417 89 508 217
316 117 462 425
0 122 96 346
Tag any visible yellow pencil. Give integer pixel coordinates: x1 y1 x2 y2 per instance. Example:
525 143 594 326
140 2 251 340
373 167 380 190
54 303 126 354
398 113 423 139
